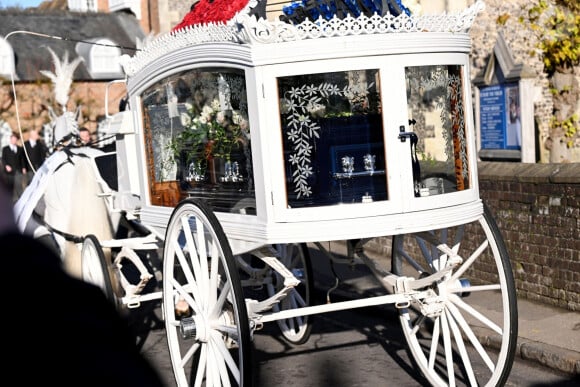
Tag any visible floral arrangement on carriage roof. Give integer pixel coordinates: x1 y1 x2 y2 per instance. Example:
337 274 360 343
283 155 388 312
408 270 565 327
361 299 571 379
281 0 422 23
172 0 263 31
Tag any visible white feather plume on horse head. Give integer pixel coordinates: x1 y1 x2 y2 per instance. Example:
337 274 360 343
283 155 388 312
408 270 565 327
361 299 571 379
40 47 83 146
39 47 83 112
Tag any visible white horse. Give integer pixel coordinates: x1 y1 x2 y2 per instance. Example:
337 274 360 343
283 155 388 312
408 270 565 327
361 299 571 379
45 106 82 151
14 139 116 279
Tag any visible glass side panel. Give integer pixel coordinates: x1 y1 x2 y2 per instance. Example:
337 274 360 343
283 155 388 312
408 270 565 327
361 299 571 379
141 67 255 213
405 65 470 198
278 69 387 208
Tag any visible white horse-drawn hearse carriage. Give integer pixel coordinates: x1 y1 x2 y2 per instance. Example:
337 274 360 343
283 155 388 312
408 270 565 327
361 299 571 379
15 1 517 385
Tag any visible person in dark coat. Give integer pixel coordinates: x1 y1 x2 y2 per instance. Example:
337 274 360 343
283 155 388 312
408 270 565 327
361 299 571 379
1 180 165 386
23 128 49 185
1 131 27 201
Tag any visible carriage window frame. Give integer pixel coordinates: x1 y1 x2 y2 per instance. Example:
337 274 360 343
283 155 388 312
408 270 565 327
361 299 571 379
261 54 478 223
140 66 255 213
277 68 388 209
404 63 471 198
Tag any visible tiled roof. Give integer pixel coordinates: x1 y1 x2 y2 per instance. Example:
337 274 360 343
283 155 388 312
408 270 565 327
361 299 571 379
0 10 145 81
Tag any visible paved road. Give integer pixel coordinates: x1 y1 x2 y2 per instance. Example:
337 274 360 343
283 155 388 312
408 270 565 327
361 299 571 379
124 241 578 387
131 297 577 387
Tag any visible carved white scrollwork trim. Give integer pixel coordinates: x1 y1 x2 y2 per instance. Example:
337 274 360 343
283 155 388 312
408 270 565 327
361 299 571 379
122 1 485 77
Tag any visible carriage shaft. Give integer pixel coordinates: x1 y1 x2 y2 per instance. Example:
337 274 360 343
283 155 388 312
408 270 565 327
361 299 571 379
253 291 429 324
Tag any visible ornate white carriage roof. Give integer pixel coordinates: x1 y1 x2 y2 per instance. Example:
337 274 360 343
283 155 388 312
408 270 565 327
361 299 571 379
120 0 485 77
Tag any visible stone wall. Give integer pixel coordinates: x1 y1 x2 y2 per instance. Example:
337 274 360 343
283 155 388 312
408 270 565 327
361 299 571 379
468 0 579 162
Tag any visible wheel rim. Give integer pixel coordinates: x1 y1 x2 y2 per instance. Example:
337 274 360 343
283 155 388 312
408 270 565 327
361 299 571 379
81 234 115 302
163 200 252 387
392 207 517 386
267 243 313 344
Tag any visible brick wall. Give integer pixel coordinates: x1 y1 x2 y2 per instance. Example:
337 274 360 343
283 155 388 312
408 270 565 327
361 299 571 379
366 162 579 312
477 162 579 311
0 81 127 145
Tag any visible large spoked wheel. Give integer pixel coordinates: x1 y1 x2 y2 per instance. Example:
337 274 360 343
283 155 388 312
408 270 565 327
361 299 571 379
268 243 314 345
392 204 517 387
81 234 117 305
163 199 252 387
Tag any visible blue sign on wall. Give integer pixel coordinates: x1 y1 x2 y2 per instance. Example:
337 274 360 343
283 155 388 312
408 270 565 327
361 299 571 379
480 84 521 150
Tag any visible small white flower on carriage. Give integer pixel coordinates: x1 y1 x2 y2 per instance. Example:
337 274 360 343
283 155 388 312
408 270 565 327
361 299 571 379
216 111 226 125
199 105 214 124
239 118 249 132
210 99 221 111
180 112 192 127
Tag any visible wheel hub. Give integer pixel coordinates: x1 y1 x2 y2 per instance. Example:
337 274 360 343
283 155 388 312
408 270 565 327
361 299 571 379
179 314 209 341
180 316 197 339
179 308 236 346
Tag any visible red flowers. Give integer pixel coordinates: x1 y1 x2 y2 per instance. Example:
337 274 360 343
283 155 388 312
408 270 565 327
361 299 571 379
172 0 250 31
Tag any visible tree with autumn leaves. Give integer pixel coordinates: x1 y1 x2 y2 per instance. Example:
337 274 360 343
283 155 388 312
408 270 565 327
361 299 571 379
519 0 580 162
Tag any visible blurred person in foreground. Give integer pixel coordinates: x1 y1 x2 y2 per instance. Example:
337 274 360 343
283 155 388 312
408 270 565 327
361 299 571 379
1 180 165 386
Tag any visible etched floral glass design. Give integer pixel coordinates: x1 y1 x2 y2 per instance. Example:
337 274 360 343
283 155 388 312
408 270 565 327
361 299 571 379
141 67 255 211
278 69 387 208
405 64 470 197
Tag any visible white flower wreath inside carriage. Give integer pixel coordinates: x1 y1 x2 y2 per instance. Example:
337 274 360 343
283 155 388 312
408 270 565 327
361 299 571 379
165 74 250 185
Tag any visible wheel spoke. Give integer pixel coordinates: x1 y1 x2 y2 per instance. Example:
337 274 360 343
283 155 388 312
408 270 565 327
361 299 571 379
194 345 207 387
428 316 440 370
212 323 240 340
210 330 240 385
264 243 314 344
449 294 502 335
447 300 495 372
164 200 251 386
393 205 517 386
180 217 205 289
196 218 212 311
172 239 203 307
289 288 306 308
450 239 489 281
448 284 500 293
207 339 225 387
210 281 231 320
187 342 202 371
209 239 220 308
171 277 202 316
439 312 455 387
445 309 477 386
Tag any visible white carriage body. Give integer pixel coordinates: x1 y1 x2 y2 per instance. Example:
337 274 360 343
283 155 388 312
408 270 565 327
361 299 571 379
68 4 520 385
111 2 485 255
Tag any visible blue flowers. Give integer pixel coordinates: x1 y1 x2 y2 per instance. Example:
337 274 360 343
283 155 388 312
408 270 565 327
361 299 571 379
281 0 412 24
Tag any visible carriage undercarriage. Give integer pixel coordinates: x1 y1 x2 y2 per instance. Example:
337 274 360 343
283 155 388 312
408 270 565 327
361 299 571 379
77 195 516 387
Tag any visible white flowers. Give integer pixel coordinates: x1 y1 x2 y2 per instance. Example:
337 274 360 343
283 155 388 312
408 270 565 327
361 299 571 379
180 99 248 132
